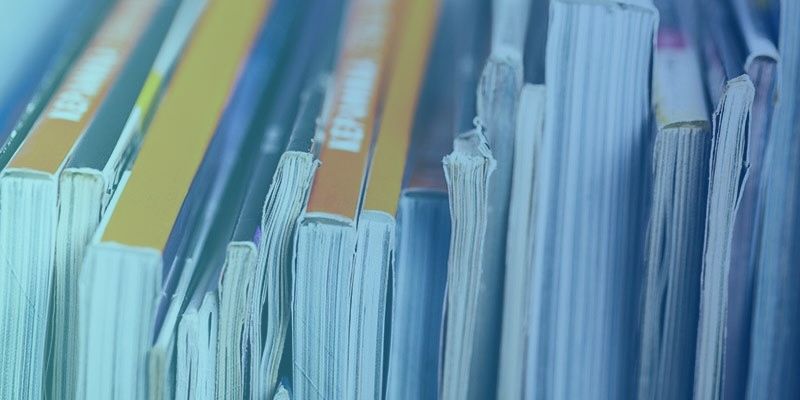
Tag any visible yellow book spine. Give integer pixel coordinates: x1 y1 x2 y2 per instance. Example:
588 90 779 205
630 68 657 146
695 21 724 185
101 0 272 250
363 0 441 215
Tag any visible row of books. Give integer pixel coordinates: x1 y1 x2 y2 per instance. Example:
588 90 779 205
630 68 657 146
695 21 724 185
0 0 798 399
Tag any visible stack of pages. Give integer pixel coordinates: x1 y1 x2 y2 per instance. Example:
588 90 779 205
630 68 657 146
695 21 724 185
78 1 270 398
521 2 656 399
0 0 798 399
638 2 710 398
291 0 438 398
441 0 530 397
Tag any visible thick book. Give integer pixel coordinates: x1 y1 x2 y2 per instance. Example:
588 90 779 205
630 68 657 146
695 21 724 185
638 3 711 398
522 1 657 399
440 0 531 397
748 0 800 397
48 2 206 398
75 2 271 398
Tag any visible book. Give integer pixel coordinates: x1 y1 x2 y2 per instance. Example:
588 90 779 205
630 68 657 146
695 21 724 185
146 2 293 399
723 0 779 395
174 278 218 400
383 2 456 397
440 0 531 398
0 2 163 398
440 128 496 399
637 3 711 397
291 0 437 398
210 0 343 398
0 0 112 169
349 0 438 396
245 3 346 397
386 188 449 400
290 0 399 397
0 0 797 397
213 77 324 400
748 0 800 397
244 78 326 399
523 1 657 399
48 2 206 398
75 1 271 398
692 1 757 398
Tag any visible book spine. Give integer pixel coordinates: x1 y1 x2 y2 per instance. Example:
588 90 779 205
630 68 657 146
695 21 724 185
305 0 402 219
362 0 440 215
102 0 210 189
0 0 111 170
7 0 160 174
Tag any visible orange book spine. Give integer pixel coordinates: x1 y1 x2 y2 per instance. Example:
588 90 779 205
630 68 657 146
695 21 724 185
8 0 160 174
305 0 404 220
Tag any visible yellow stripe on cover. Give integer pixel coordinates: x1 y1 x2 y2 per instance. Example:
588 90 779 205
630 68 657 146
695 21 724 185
135 72 163 118
101 0 272 250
